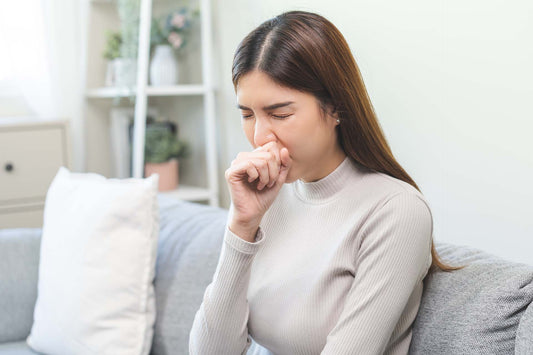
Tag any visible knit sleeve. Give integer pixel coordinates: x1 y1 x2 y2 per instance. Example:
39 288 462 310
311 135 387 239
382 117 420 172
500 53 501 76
321 192 433 355
189 225 265 355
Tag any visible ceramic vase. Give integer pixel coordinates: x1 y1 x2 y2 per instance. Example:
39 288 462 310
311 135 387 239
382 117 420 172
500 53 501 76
149 44 178 85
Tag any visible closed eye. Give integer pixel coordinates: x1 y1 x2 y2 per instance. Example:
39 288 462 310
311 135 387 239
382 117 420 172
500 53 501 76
272 114 291 119
240 113 292 120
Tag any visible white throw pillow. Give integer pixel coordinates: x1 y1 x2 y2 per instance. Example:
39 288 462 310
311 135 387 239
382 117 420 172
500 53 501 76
27 167 159 355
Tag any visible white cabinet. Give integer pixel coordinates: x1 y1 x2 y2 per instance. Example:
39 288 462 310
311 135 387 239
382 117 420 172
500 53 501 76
0 118 71 228
82 0 219 206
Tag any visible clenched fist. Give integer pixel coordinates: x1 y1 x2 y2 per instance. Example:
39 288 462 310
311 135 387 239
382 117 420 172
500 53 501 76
225 141 292 242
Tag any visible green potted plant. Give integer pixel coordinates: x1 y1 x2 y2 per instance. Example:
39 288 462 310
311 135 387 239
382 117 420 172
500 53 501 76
103 30 122 86
143 123 189 191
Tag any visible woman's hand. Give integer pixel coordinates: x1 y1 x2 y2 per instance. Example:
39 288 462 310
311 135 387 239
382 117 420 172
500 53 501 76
225 141 292 241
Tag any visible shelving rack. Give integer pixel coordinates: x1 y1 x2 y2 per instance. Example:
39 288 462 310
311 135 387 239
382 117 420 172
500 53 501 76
81 0 219 206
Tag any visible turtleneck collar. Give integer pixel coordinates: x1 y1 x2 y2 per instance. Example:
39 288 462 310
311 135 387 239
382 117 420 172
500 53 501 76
292 156 367 203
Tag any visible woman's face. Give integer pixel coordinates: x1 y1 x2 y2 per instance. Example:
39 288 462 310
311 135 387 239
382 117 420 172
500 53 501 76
236 70 344 183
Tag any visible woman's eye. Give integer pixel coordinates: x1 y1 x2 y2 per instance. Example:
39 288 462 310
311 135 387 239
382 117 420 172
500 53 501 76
240 113 291 120
272 114 291 119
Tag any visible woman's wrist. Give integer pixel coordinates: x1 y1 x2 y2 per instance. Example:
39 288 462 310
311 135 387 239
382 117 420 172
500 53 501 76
228 218 261 243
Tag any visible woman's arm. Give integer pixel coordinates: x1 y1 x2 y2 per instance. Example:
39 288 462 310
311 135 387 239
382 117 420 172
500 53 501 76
190 142 291 354
189 221 265 355
321 192 433 355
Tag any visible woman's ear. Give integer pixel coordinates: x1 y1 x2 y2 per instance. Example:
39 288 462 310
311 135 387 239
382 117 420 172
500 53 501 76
319 101 339 124
329 105 339 125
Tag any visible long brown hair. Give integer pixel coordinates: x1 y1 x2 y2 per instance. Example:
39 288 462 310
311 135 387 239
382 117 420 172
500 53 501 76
232 10 464 274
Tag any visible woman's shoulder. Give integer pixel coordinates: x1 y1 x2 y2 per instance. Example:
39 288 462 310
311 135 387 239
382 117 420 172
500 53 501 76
347 161 430 210
372 170 424 198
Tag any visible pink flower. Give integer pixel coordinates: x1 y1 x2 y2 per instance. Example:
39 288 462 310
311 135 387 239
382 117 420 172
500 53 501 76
168 32 183 49
171 13 186 29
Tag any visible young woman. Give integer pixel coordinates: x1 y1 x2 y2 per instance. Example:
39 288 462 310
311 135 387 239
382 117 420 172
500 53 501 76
190 10 462 355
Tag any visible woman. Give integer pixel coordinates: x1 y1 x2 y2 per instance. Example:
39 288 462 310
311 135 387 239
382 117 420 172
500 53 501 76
190 10 462 355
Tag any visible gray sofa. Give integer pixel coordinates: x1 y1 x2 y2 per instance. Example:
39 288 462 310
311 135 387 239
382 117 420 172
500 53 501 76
0 194 532 354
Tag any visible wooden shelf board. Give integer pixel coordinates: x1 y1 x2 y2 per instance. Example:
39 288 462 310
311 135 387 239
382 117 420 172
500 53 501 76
86 85 207 98
146 85 207 96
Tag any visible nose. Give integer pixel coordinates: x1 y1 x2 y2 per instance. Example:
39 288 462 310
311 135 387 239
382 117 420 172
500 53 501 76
253 116 276 147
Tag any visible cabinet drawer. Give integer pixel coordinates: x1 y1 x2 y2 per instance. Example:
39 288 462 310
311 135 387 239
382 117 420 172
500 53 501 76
0 127 67 204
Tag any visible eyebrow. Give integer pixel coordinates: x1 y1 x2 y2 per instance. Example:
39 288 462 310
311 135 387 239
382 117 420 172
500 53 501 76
237 101 295 111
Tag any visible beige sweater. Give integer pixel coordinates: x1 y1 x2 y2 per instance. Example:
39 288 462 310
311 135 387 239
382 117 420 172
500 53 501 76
190 156 433 355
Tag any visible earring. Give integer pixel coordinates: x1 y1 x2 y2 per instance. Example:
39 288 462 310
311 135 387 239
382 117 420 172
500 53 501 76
336 119 340 124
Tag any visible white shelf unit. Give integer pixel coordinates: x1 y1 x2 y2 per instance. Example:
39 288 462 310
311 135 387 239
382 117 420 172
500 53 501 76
81 0 219 206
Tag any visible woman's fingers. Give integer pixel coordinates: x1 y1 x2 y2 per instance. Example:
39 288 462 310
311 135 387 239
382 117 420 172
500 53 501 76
226 159 258 182
230 158 269 188
274 147 292 187
255 142 282 188
246 157 279 190
280 147 292 168
266 147 281 188
264 152 280 188
228 143 287 190
253 159 270 190
245 161 259 182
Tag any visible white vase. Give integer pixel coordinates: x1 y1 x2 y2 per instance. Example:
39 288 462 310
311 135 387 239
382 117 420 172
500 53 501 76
113 58 137 87
150 45 178 86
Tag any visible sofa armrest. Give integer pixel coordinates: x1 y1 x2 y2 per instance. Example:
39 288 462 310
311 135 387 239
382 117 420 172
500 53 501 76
516 299 533 354
0 228 42 344
410 242 533 354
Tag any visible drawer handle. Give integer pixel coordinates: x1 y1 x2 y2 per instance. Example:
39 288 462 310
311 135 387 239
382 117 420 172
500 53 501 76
4 162 14 172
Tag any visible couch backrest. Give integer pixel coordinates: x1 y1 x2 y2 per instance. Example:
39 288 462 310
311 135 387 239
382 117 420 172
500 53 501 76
3 197 532 355
0 228 41 343
150 195 228 355
153 197 533 354
409 242 533 354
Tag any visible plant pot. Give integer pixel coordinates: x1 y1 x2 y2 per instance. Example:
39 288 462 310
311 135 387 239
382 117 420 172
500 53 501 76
144 158 179 191
150 44 178 85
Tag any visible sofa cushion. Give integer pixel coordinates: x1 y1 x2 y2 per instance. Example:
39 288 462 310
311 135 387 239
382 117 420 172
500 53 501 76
516 301 533 354
410 242 533 354
0 229 41 344
27 167 160 355
151 195 228 355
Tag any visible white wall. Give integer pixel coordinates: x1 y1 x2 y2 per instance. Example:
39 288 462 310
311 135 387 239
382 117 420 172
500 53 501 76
212 0 533 265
